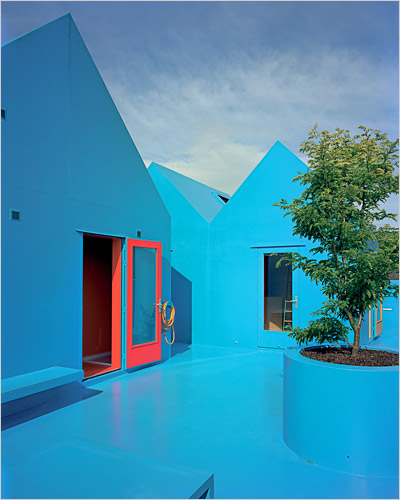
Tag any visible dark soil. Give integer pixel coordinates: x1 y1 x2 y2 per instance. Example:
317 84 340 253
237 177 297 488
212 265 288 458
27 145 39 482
301 346 399 367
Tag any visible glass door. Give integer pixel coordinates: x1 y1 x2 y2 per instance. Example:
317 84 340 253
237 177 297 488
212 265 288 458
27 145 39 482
126 239 162 368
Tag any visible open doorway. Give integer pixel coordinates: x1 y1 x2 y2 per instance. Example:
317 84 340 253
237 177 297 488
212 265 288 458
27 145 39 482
264 253 293 331
369 301 383 340
257 247 299 349
82 234 121 379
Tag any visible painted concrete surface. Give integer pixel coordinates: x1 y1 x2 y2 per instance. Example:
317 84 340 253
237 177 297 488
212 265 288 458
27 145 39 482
2 437 213 499
2 14 172 380
149 163 230 223
283 348 399 477
150 149 399 353
1 367 83 403
2 344 397 499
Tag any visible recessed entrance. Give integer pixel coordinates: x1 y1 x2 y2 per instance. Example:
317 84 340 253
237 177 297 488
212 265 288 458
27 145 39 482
264 253 293 331
257 247 299 349
82 234 121 379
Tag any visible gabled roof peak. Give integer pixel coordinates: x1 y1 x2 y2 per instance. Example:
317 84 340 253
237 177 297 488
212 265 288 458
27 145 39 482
2 13 74 48
148 162 230 223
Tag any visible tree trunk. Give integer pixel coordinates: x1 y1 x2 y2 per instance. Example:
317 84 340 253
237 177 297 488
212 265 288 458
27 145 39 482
352 325 361 356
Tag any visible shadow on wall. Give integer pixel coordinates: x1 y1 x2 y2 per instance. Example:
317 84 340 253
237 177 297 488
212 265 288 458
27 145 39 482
171 267 192 346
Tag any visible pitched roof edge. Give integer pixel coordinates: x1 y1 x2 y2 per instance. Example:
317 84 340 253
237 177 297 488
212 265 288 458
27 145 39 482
2 13 73 48
148 162 220 223
149 162 230 199
211 140 304 224
214 141 279 205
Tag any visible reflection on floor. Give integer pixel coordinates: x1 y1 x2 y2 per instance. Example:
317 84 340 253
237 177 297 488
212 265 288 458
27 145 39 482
2 342 398 499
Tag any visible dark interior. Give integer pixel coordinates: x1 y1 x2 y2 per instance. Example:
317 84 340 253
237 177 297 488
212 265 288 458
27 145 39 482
82 235 112 378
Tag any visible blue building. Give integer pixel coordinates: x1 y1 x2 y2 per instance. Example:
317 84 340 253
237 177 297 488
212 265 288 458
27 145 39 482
2 14 172 384
149 144 321 350
149 143 398 350
1 13 398 500
3 12 397 388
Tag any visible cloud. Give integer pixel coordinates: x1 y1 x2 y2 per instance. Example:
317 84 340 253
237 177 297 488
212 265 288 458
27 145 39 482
2 2 397 219
150 136 265 195
103 47 398 198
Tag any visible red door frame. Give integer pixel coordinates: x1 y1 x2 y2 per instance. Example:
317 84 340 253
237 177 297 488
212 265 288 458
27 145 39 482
126 239 162 368
82 234 121 378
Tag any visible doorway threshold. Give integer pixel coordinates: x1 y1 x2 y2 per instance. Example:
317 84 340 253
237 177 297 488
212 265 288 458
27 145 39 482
83 368 125 387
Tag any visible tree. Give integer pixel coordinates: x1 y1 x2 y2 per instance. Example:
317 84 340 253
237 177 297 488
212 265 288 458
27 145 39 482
275 125 399 356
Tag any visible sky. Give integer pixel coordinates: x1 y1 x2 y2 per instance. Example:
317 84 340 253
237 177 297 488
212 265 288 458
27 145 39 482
1 1 399 214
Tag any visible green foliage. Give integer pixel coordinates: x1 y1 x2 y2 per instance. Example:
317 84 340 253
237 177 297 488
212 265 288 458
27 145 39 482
275 125 399 353
287 317 351 345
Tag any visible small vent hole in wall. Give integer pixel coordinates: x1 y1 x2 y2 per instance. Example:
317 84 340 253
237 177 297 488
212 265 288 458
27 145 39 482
1 109 6 120
137 231 141 238
10 209 20 221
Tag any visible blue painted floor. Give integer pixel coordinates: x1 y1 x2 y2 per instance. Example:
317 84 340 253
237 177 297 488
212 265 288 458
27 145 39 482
2 344 398 499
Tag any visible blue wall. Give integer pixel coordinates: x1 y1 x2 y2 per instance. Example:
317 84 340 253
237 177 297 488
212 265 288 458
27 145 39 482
148 163 211 347
151 143 399 350
208 142 324 348
150 143 326 349
382 282 400 338
171 267 192 345
359 281 400 349
2 15 171 379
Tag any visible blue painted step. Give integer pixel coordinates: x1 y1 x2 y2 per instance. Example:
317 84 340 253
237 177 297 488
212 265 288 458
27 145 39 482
1 366 83 403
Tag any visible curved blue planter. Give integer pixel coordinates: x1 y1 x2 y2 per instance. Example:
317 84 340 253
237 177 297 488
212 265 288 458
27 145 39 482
283 346 399 476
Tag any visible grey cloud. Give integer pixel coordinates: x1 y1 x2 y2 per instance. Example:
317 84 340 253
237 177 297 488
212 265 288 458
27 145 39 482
103 48 398 202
